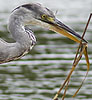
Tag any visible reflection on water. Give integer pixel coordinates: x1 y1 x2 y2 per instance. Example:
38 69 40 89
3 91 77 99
0 0 92 100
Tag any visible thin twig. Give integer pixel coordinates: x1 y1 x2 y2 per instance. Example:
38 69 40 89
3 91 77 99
62 79 70 100
53 13 92 100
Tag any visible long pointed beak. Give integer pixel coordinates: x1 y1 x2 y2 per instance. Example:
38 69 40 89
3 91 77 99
49 19 87 43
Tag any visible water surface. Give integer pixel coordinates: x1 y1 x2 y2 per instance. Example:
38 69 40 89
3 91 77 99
0 0 92 100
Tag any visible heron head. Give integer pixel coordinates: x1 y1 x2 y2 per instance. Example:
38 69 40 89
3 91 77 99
13 3 87 43
16 3 56 28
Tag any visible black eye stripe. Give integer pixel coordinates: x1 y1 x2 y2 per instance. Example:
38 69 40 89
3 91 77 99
12 4 33 12
12 6 21 12
22 4 33 11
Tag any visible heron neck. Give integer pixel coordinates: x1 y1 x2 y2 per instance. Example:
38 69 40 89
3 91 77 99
8 15 32 49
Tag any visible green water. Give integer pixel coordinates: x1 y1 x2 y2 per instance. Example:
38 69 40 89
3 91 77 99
0 0 92 100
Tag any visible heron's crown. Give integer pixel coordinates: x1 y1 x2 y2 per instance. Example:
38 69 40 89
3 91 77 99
22 3 55 17
13 3 55 23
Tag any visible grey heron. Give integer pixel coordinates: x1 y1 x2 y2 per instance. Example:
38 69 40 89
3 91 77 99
0 3 87 64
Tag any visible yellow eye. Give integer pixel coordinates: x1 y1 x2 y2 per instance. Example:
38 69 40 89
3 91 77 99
41 14 47 20
41 14 54 22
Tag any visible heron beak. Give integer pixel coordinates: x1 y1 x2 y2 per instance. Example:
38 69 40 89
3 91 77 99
49 18 87 43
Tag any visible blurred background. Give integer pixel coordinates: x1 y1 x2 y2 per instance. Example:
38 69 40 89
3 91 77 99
0 0 92 100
